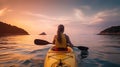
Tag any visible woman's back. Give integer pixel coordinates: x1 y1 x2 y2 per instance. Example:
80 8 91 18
53 24 74 50
54 33 67 48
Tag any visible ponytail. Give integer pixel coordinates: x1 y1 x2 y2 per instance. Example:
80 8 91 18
57 24 64 43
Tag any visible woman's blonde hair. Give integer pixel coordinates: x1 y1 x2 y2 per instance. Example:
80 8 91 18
57 24 64 43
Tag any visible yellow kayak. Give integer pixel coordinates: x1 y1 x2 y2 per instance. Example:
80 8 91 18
44 46 77 67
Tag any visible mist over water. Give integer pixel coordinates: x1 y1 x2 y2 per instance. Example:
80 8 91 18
0 35 120 67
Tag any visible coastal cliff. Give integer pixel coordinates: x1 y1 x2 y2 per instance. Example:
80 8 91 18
98 26 120 35
0 21 29 36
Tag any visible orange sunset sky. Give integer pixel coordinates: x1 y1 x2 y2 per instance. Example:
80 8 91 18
0 0 120 35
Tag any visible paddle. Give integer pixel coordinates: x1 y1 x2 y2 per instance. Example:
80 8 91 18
34 39 52 45
34 39 89 51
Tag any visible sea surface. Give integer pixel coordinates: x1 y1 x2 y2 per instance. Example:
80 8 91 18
0 34 120 67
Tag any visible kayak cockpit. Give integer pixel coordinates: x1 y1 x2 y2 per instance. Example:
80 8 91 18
49 46 73 53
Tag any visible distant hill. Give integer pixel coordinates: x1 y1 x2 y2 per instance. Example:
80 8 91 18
98 26 120 35
0 21 29 36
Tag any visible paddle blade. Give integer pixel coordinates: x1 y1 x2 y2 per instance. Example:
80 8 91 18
76 46 89 51
34 39 52 45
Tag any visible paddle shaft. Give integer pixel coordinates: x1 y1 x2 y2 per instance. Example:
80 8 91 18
34 39 88 50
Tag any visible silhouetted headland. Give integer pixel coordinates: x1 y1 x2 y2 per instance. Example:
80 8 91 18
0 21 29 36
39 32 46 35
98 26 120 35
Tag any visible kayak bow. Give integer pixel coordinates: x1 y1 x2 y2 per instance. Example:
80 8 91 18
44 46 78 67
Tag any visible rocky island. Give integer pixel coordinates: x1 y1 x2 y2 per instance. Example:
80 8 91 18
98 26 120 35
39 32 46 35
0 21 29 36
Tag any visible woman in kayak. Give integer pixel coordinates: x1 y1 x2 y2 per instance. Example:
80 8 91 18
53 24 74 50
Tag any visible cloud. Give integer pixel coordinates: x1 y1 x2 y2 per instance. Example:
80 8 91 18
79 5 91 10
24 11 55 20
0 8 13 16
74 9 85 21
22 11 72 25
74 8 93 25
0 8 7 16
93 9 120 28
74 8 120 26
68 8 120 35
91 8 120 25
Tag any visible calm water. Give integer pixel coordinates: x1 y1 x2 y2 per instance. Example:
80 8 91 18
0 34 120 67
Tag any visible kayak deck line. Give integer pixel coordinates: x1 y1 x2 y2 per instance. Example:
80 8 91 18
51 59 71 67
48 54 74 67
48 54 74 60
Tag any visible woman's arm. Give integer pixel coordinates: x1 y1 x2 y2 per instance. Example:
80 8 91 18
65 34 74 47
52 35 56 44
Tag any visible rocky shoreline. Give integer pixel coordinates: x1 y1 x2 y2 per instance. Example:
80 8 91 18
0 21 29 36
98 26 120 35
